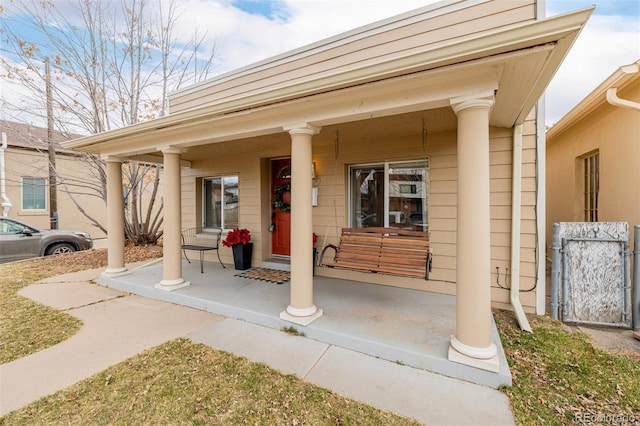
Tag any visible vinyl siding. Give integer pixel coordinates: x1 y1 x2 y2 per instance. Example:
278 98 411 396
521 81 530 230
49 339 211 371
169 0 535 114
178 106 540 312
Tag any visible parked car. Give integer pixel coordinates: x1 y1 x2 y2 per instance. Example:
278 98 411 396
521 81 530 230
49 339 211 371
0 217 93 263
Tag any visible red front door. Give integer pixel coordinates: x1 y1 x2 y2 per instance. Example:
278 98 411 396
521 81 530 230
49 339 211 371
272 158 291 256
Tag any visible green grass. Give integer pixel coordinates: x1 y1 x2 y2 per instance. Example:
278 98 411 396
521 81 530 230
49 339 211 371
0 338 418 425
281 325 305 336
496 312 640 425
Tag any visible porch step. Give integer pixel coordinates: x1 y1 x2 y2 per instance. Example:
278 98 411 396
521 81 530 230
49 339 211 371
262 258 290 272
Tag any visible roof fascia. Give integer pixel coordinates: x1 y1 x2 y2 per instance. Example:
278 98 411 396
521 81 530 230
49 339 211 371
65 6 593 152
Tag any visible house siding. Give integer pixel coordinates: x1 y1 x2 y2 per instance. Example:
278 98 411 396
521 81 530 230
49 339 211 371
168 0 535 114
3 147 107 237
181 107 540 312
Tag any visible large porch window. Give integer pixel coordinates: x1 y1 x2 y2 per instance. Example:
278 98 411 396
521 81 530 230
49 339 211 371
203 176 239 230
349 161 428 231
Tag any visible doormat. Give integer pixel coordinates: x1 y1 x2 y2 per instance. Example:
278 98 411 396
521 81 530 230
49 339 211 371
235 268 290 285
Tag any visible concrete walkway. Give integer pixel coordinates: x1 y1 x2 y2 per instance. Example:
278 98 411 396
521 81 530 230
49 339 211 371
1 267 515 425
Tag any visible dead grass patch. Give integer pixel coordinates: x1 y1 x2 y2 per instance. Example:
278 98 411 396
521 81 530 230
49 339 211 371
496 310 640 425
0 246 162 363
1 338 419 425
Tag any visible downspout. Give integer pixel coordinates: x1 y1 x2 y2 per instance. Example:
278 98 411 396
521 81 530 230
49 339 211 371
606 88 640 111
606 63 640 111
1 133 12 217
511 124 532 332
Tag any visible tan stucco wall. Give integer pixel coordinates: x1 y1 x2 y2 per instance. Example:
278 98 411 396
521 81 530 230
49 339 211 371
180 107 540 312
3 148 107 238
546 77 640 252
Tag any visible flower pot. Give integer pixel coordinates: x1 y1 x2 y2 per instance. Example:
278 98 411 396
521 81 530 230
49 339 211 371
232 242 253 270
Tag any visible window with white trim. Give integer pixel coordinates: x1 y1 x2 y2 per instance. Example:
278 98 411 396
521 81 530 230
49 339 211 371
349 160 428 232
203 176 239 230
22 177 47 210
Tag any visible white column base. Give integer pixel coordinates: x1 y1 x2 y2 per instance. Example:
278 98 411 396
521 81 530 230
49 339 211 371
154 279 190 292
280 306 323 326
102 267 130 278
448 335 499 373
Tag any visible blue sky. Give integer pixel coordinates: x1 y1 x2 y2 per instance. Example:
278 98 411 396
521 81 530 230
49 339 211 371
234 0 640 20
1 0 639 127
233 0 291 20
548 0 640 16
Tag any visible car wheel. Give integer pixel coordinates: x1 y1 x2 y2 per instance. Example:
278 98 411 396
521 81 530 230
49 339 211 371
46 243 76 256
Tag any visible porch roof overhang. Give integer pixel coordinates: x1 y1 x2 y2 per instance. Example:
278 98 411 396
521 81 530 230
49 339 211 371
64 6 593 160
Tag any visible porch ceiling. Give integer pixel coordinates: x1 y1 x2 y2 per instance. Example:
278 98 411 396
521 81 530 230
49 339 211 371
64 7 593 159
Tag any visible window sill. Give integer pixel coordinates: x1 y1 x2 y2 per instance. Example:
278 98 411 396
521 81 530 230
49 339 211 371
18 210 49 217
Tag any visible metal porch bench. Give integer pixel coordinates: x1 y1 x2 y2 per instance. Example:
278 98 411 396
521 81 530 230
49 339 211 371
181 227 225 273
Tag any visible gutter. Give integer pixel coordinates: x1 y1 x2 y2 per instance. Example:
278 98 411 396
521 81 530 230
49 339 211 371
511 124 532 332
548 60 640 140
606 63 640 111
1 133 13 217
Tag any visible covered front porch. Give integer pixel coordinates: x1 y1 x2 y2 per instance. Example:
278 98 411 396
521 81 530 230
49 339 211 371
101 258 511 388
66 2 593 389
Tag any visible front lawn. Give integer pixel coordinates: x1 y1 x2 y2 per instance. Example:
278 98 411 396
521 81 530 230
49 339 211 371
496 311 640 425
1 338 418 425
2 251 639 425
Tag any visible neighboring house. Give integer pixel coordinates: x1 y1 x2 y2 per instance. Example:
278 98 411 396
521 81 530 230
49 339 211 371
546 60 640 251
0 120 107 238
66 0 592 374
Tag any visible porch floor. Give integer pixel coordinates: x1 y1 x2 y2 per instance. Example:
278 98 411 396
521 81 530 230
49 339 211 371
101 259 511 388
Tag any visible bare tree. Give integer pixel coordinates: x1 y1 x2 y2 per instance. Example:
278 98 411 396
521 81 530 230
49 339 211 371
0 0 217 243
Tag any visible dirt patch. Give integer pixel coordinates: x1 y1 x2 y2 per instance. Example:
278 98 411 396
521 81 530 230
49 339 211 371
49 244 163 270
563 323 640 359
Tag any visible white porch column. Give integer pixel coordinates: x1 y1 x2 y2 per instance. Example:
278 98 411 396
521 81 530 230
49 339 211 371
102 156 128 277
155 147 190 291
280 124 323 326
448 91 499 372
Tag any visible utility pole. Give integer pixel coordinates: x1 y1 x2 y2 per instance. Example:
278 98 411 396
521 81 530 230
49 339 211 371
45 57 58 229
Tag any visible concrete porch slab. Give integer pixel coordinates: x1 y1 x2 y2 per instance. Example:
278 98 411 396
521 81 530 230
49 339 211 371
100 260 512 388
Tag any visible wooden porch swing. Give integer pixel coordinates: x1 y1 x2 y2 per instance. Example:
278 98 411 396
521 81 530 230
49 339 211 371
319 227 432 279
317 123 432 280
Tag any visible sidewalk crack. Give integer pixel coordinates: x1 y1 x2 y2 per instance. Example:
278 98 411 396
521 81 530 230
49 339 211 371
302 344 331 379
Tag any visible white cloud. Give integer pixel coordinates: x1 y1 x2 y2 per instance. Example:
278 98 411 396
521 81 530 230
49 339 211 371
173 0 640 126
2 0 638 128
545 12 640 126
173 0 433 74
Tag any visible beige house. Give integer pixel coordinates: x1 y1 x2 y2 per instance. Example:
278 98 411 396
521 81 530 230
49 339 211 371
66 0 592 373
0 120 107 237
546 60 640 250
